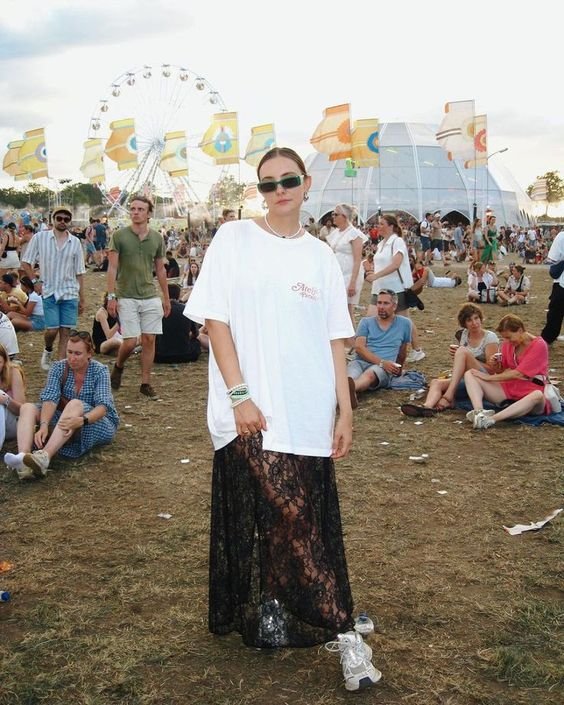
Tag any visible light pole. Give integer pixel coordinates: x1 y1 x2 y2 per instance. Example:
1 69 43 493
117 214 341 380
484 147 509 221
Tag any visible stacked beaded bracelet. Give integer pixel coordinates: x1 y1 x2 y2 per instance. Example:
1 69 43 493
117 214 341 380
227 383 251 408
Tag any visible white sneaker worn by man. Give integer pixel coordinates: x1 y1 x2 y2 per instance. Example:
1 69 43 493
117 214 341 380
325 631 382 691
22 450 50 478
40 349 53 371
406 348 426 363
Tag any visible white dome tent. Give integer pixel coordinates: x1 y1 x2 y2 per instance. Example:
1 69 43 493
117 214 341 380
303 122 534 226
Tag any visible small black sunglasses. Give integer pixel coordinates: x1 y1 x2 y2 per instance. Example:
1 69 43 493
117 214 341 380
69 330 92 341
54 215 71 223
256 174 303 194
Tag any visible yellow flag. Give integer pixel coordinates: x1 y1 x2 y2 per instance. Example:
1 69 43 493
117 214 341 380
2 140 26 178
105 118 138 171
18 128 48 179
200 112 239 165
80 139 105 184
160 130 188 177
310 104 352 161
463 114 488 169
244 124 276 167
351 118 380 167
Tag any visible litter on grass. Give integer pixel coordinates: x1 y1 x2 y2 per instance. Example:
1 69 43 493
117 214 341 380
157 513 173 520
503 508 562 536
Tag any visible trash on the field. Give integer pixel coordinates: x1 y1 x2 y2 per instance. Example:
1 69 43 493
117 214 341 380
157 513 173 520
409 388 426 401
437 490 448 495
180 458 190 464
379 441 390 445
431 478 440 483
414 421 424 425
124 405 132 409
124 423 133 428
409 456 427 464
503 508 562 536
0 561 13 573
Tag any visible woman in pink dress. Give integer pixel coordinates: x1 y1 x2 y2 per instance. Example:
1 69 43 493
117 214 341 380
464 314 551 429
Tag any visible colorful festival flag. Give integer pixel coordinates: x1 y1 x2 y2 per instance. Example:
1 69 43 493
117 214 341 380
80 138 105 184
244 124 276 167
200 112 239 165
243 183 258 200
17 128 48 179
351 118 380 167
160 130 188 177
310 104 352 161
104 118 138 171
436 100 476 161
2 140 26 178
463 114 488 169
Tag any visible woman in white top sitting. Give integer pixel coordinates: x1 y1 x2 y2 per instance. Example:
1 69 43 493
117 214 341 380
401 303 499 416
326 204 366 342
6 276 45 332
467 261 498 302
497 264 530 306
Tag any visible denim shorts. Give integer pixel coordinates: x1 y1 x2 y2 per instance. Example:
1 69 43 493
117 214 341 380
43 296 79 329
347 359 393 389
31 314 45 331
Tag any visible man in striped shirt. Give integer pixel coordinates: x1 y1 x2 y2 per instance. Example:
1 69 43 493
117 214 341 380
22 206 85 370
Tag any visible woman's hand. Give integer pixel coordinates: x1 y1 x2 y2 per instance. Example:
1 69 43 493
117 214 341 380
332 414 352 459
34 425 49 449
57 416 84 437
347 283 357 297
234 399 267 437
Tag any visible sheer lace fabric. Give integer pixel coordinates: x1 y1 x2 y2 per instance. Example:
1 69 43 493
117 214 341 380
209 434 354 648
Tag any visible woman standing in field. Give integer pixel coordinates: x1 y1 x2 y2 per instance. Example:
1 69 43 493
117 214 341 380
185 147 380 691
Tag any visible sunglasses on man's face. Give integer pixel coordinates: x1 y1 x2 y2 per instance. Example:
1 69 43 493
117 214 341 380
55 215 71 223
256 174 304 194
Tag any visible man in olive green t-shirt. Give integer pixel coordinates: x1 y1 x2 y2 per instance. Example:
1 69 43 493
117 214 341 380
106 196 171 399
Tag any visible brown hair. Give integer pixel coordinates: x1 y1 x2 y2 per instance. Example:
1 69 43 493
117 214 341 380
0 343 24 392
129 194 154 213
68 330 95 355
472 260 485 273
457 303 483 327
496 314 525 334
380 214 402 237
257 147 307 179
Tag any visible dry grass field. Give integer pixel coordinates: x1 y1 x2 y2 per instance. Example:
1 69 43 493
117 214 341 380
1 261 563 705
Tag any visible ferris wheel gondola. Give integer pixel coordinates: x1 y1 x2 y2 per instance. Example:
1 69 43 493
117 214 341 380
84 64 229 217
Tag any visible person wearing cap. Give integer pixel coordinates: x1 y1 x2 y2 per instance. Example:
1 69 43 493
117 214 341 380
22 206 85 371
0 223 21 275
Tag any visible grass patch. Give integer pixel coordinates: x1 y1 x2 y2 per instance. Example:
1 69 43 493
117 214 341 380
481 600 563 689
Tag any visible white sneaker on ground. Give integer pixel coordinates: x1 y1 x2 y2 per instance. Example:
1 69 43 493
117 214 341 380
40 349 53 371
465 409 495 424
325 631 382 691
406 349 426 363
473 411 496 430
22 450 50 478
354 612 375 635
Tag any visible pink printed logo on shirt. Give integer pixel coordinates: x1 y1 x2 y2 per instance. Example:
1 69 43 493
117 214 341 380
292 282 320 300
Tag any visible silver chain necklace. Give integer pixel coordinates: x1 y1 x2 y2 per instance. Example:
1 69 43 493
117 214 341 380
264 213 303 239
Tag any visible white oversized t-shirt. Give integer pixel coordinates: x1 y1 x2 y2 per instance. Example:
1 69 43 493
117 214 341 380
184 220 354 456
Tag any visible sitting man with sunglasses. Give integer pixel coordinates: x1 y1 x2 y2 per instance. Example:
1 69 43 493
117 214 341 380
22 206 85 372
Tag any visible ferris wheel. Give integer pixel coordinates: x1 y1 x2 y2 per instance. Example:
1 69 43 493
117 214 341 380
85 64 229 216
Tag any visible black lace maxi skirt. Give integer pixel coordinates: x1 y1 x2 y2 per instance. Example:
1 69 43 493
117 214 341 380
209 433 354 648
